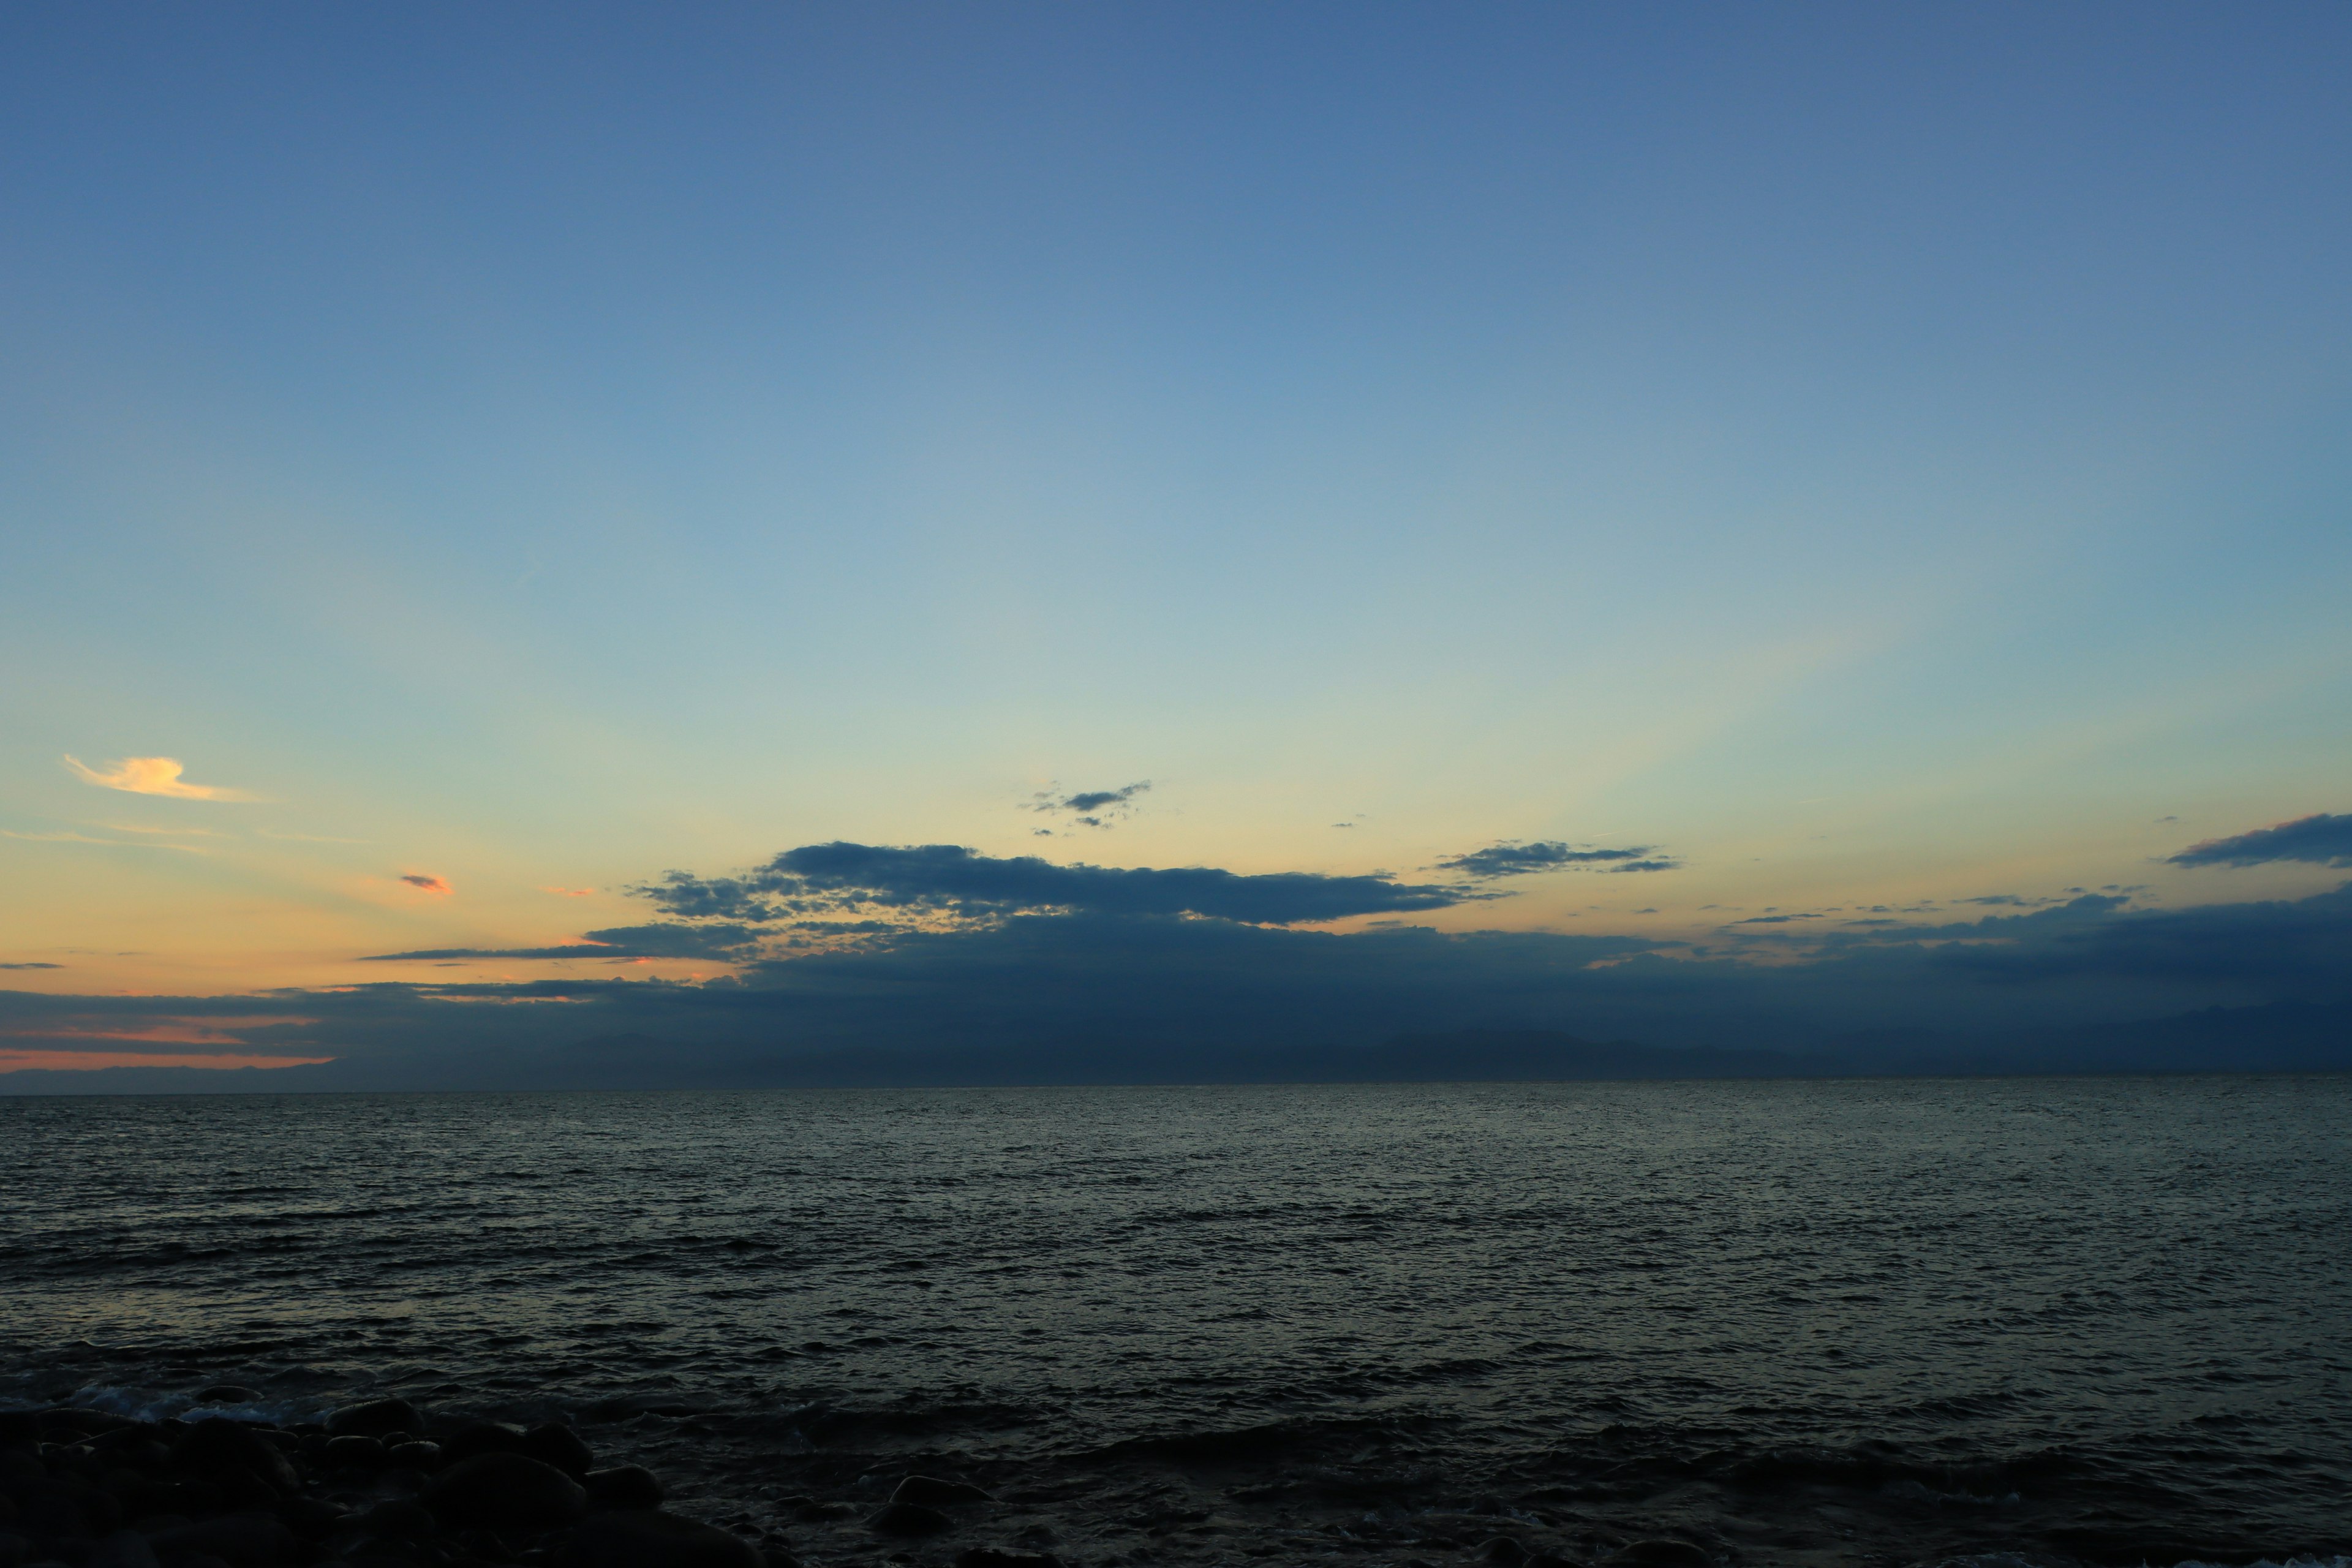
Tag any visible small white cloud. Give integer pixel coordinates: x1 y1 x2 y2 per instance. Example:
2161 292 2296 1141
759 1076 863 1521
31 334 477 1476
64 756 259 801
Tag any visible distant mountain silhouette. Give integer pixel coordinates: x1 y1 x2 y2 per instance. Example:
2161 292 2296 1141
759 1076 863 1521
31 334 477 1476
538 1004 2348 1089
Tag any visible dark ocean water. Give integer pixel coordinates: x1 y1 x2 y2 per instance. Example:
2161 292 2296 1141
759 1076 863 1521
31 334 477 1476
4 1077 2348 1568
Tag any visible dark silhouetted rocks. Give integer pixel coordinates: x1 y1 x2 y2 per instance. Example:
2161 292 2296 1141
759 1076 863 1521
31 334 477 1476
323 1402 421 1441
865 1501 953 1537
957 1550 1061 1568
433 1422 524 1465
146 1512 300 1568
320 1437 385 1471
584 1466 664 1509
570 1510 764 1568
422 1453 587 1531
171 1422 300 1497
1603 1542 1711 1568
520 1424 595 1480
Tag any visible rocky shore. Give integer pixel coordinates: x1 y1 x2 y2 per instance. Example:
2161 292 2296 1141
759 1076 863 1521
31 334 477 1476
0 1394 1093 1568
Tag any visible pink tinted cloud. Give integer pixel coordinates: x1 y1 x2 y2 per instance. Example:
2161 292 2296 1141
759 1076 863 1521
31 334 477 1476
541 886 594 897
64 755 258 801
401 874 453 895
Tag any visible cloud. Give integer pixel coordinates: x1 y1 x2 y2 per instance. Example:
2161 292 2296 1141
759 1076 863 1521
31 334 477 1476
1031 781 1150 827
1439 842 1680 878
0 963 61 971
399 874 453 894
1 829 206 852
361 922 764 962
542 886 595 897
2168 813 2352 869
636 842 1485 927
8 870 2352 1091
62 756 258 801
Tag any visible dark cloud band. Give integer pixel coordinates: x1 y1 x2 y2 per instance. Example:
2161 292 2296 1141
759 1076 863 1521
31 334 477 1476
1439 842 1679 878
2169 813 2352 869
636 842 1482 927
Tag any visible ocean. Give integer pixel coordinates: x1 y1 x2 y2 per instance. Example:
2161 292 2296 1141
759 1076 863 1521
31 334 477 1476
4 1077 2348 1567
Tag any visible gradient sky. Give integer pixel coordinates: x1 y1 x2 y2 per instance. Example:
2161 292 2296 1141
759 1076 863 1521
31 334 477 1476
3 4 2349 1078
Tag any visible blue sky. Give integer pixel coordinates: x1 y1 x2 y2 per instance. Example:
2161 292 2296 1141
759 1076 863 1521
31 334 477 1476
2 4 2348 1076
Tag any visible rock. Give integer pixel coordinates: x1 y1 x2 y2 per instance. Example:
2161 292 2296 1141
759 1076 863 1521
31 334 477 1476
87 1532 160 1568
786 1504 851 1525
434 1425 522 1466
5 1478 87 1539
1481 1539 1529 1566
347 1503 434 1543
273 1499 344 1543
956 1551 1061 1568
1602 1544 1709 1568
864 1503 951 1539
0 1531 25 1568
321 1438 386 1471
519 1427 593 1480
889 1478 991 1509
568 1512 763 1568
193 1392 262 1409
382 1444 440 1474
323 1404 421 1442
583 1468 663 1510
146 1513 299 1568
422 1454 587 1532
167 1425 298 1497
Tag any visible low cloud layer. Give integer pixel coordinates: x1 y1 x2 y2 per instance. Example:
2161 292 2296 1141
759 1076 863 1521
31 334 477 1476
1439 842 1680 878
14 813 2352 1091
635 842 1482 927
2169 813 2352 869
9 873 2351 1091
63 755 257 801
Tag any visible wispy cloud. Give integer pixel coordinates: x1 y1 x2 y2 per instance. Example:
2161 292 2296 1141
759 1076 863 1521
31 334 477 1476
1030 781 1151 829
362 922 763 962
541 886 595 898
258 829 370 844
1 829 206 853
0 962 62 971
104 822 228 837
62 755 260 801
2168 812 2352 869
400 873 453 895
1439 842 1681 878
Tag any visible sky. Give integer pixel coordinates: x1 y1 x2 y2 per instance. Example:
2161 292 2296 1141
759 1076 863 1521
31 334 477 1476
2 3 2349 1086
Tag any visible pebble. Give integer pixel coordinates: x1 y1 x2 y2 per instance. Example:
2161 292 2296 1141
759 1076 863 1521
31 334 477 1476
584 1465 665 1509
570 1510 765 1568
322 1402 421 1441
865 1501 954 1537
421 1453 587 1531
519 1423 595 1480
